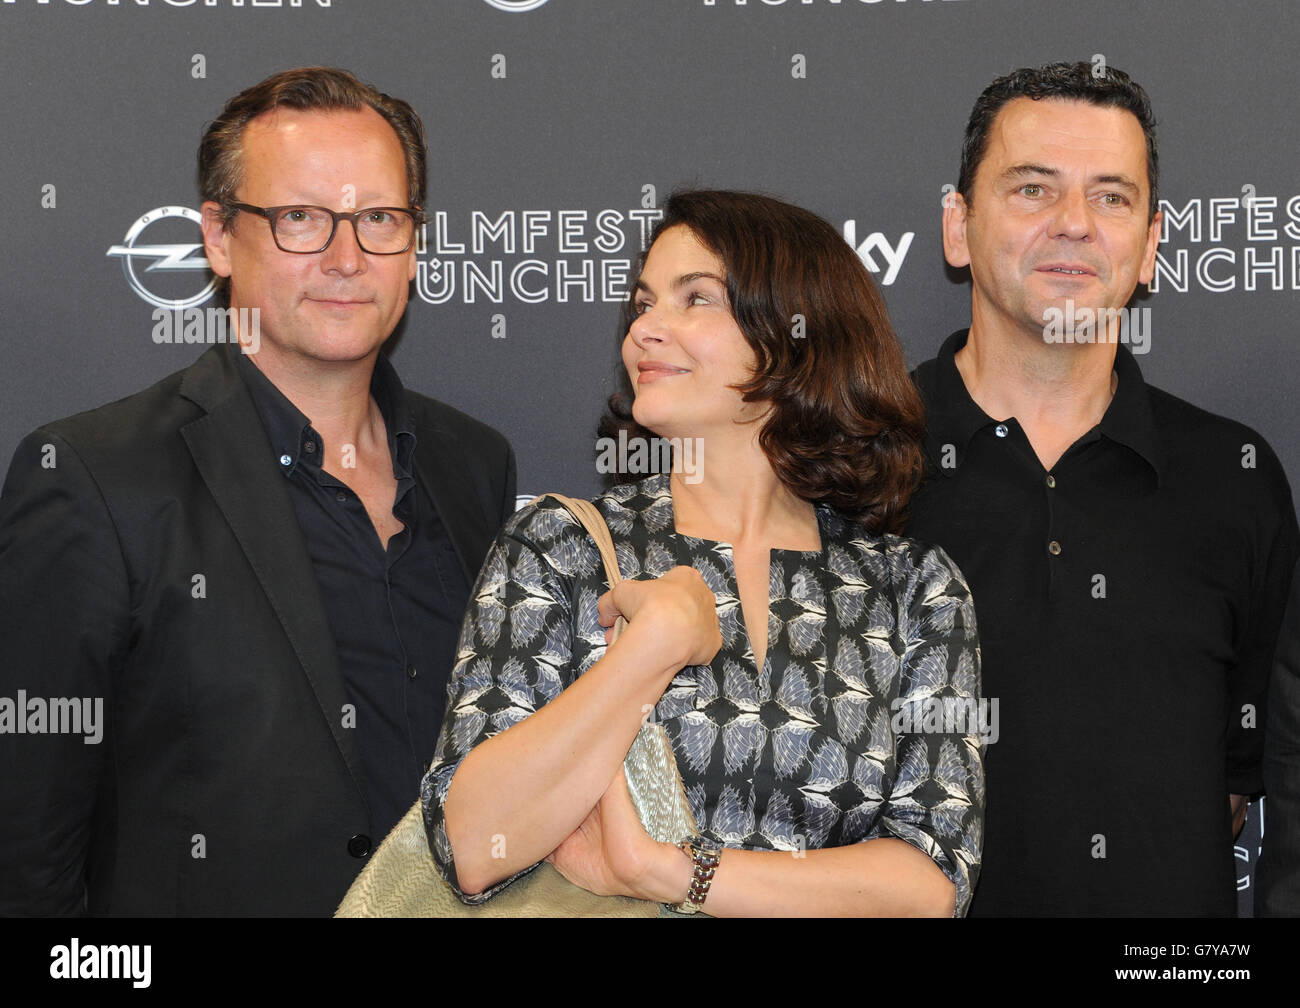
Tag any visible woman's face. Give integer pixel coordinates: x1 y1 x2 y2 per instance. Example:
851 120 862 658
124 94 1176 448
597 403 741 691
622 225 760 441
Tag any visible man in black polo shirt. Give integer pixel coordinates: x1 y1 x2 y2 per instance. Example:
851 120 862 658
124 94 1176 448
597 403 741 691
0 68 515 915
907 62 1298 915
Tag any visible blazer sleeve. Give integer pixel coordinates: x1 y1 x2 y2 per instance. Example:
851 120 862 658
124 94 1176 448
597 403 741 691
0 430 132 915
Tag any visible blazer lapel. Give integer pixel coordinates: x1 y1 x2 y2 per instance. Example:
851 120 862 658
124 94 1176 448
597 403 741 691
177 346 368 807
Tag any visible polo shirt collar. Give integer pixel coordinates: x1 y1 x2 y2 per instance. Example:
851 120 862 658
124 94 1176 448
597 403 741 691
922 328 1164 484
1098 341 1165 484
921 330 996 478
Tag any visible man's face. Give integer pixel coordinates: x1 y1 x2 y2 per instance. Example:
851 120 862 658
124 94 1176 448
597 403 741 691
943 97 1162 344
201 105 417 369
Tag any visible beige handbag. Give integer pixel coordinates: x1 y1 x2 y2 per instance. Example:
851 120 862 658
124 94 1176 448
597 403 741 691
335 494 699 917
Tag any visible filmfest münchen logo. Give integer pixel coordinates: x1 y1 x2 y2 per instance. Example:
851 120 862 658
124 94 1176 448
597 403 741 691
482 0 551 10
1150 189 1300 294
106 206 216 311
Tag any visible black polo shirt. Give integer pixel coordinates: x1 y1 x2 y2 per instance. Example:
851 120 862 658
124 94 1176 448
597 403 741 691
907 330 1298 916
238 353 470 843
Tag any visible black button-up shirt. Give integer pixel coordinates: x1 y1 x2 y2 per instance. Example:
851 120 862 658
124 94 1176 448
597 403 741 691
907 330 1298 916
238 353 469 842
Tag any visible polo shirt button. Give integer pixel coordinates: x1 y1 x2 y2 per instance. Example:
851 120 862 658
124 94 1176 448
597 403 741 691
1048 540 1062 556
407 664 418 679
279 454 292 467
995 424 1009 438
304 441 317 454
335 491 347 503
1046 474 1056 488
348 834 372 858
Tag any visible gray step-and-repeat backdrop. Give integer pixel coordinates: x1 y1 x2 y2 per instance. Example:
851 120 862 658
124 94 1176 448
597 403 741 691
2 0 1296 916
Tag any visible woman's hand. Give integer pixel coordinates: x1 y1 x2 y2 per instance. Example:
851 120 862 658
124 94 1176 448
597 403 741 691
546 769 689 903
598 566 721 668
444 560 718 897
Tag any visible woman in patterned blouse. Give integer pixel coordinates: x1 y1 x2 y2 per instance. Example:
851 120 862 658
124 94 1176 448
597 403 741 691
423 190 984 915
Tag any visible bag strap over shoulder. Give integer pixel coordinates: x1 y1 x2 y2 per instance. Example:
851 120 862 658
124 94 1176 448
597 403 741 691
529 492 697 846
531 494 627 637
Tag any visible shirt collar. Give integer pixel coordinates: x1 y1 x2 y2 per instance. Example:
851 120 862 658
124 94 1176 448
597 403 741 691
918 330 994 478
919 328 1164 484
236 352 416 479
370 353 417 480
1098 339 1164 484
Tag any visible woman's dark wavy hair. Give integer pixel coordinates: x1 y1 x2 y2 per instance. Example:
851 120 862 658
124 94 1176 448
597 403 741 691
600 189 925 535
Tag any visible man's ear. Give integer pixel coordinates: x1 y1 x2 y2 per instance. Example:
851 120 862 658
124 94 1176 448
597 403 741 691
1138 209 1162 286
200 201 233 278
942 190 972 269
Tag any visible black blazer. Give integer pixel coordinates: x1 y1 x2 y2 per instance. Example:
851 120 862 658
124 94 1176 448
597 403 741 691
0 345 515 915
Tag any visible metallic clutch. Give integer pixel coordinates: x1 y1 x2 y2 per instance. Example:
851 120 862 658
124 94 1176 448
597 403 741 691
624 719 698 844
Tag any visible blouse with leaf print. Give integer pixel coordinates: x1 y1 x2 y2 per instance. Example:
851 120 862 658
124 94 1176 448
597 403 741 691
421 474 984 915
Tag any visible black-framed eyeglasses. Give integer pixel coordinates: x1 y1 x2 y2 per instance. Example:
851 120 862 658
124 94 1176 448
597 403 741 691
227 202 423 255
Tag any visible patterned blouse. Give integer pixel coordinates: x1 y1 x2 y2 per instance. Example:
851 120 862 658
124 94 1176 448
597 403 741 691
421 474 984 914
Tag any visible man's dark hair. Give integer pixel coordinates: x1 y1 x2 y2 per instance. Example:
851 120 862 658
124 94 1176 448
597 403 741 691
958 61 1159 218
602 189 926 535
197 66 426 300
199 66 426 223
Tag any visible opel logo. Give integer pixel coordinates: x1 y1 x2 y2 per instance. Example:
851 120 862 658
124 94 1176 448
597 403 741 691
106 206 217 311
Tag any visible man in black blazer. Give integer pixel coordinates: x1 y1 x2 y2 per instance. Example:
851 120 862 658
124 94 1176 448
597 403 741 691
0 68 515 915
